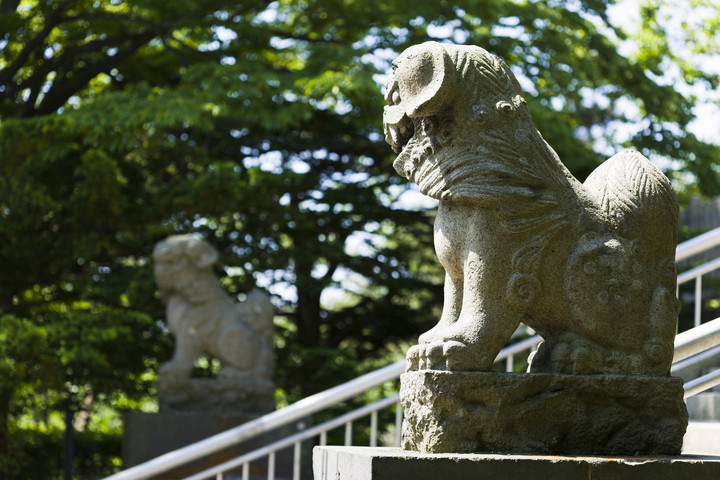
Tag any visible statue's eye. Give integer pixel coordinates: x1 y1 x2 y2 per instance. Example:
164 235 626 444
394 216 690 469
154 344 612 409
391 90 401 105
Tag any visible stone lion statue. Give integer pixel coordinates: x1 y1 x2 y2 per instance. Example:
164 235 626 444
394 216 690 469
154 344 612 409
384 42 679 376
153 234 274 381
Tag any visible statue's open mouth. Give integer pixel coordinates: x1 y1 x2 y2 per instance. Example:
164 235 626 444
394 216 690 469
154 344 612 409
383 105 414 154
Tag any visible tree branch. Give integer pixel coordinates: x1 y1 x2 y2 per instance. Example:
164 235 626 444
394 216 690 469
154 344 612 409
63 10 158 26
0 0 75 86
9 28 160 108
33 31 156 115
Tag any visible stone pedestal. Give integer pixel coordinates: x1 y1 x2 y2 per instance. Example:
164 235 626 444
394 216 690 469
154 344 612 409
313 446 720 480
123 377 289 479
401 371 688 456
123 411 310 479
157 376 275 414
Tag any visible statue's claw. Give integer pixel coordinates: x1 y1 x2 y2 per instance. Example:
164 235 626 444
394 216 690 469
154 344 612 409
405 340 478 371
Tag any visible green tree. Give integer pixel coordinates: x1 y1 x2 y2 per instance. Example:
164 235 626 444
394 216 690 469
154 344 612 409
0 0 718 476
618 0 720 197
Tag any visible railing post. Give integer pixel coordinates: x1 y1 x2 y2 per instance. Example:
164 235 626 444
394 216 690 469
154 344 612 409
267 452 275 480
695 276 703 327
292 442 301 480
344 421 353 446
395 400 403 447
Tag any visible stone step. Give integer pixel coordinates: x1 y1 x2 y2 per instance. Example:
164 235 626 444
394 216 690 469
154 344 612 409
314 446 720 480
683 421 720 455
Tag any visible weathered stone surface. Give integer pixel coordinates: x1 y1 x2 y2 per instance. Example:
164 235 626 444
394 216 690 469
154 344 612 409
400 370 688 456
383 42 680 376
158 377 275 414
153 234 275 384
313 446 720 480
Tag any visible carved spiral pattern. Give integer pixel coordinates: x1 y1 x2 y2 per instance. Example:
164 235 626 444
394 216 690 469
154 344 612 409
508 273 540 305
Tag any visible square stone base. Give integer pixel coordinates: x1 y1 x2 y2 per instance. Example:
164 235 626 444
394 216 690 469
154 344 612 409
158 376 275 413
401 371 688 456
313 446 720 480
123 411 310 479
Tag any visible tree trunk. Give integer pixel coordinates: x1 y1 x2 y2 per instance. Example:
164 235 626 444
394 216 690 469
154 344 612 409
294 256 326 395
296 287 321 346
64 409 74 480
0 391 11 480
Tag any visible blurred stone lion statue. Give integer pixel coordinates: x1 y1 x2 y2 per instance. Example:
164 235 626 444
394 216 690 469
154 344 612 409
153 234 274 381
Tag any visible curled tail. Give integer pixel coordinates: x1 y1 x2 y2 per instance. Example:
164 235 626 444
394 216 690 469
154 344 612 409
583 150 678 253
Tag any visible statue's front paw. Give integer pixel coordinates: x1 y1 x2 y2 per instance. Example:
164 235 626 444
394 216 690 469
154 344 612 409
406 343 441 371
406 340 476 372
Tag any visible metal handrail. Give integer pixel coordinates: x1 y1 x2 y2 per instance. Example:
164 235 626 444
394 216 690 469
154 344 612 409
184 395 400 480
181 336 545 480
104 334 541 480
677 256 720 285
674 228 720 327
105 228 720 480
671 344 720 374
684 369 720 398
673 318 720 398
676 226 720 262
673 318 720 363
102 361 405 480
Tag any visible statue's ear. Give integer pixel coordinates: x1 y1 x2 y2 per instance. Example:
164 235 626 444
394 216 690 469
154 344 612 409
397 42 456 118
186 238 218 269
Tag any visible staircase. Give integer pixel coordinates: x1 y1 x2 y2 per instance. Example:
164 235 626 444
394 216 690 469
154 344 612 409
105 227 720 480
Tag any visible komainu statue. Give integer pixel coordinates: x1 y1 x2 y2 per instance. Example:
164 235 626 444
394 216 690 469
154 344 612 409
153 234 274 382
384 42 680 377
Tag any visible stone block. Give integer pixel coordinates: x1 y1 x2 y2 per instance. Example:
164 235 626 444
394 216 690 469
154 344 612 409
313 446 720 480
401 370 688 456
123 411 310 479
